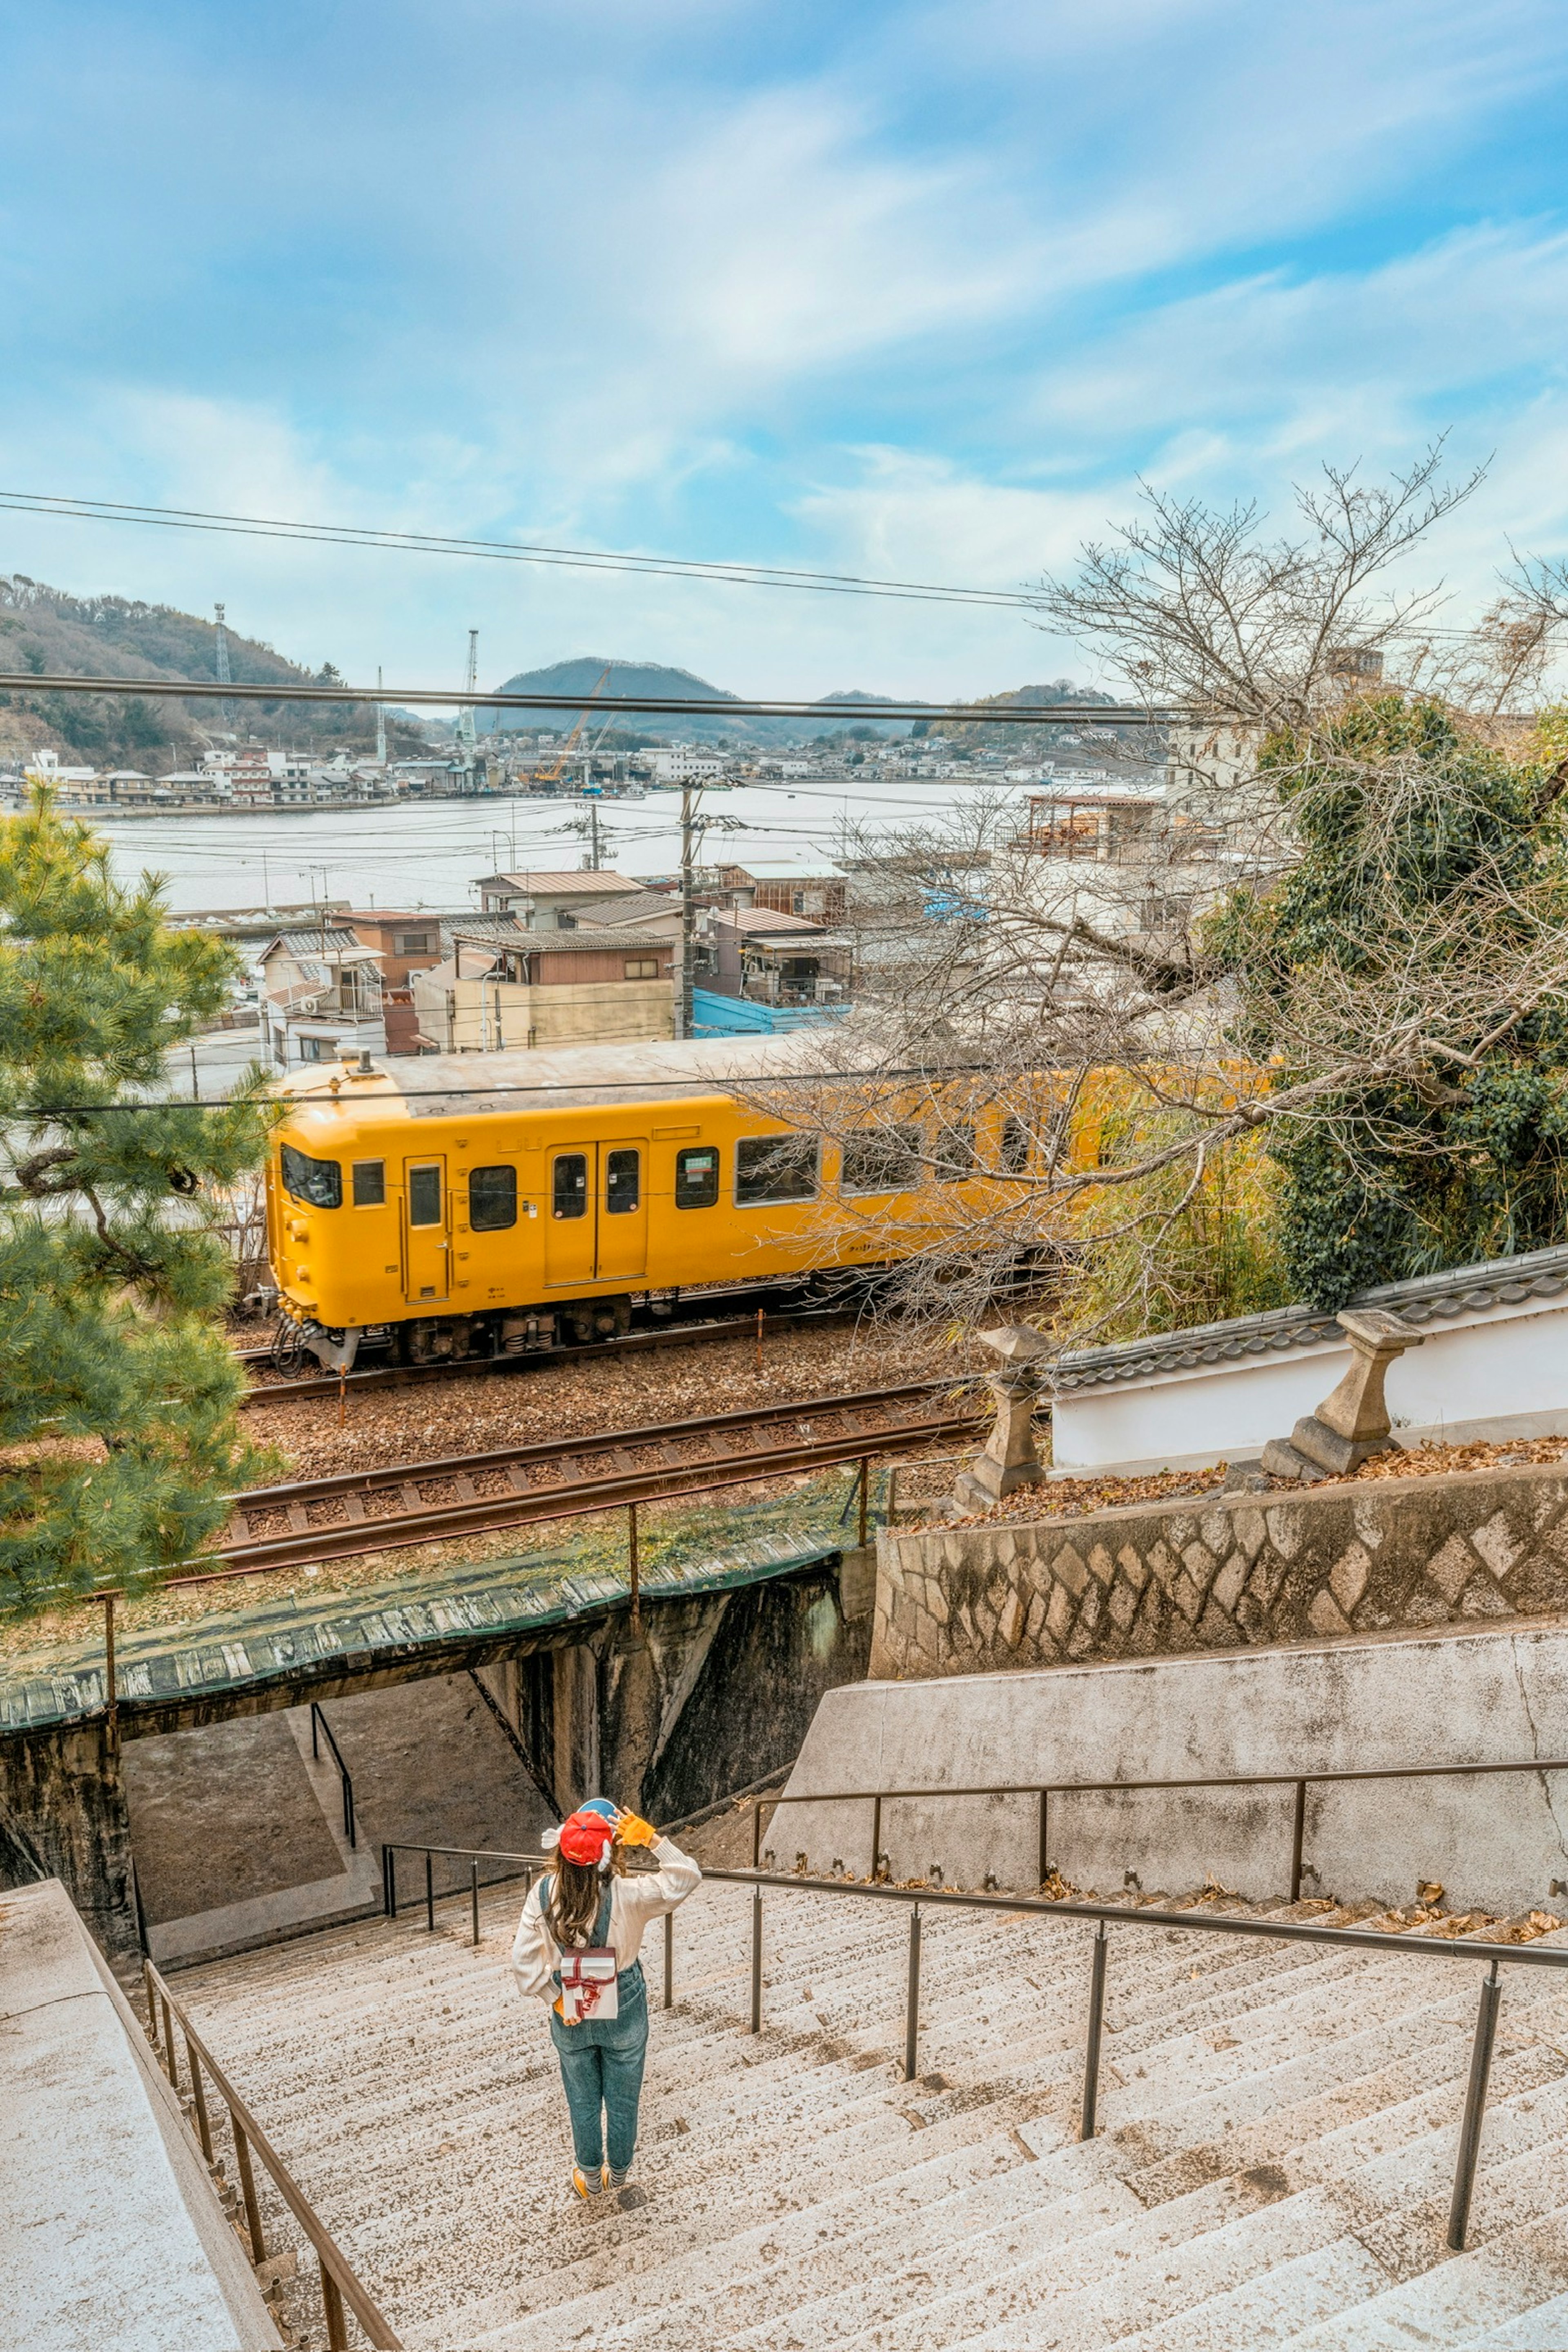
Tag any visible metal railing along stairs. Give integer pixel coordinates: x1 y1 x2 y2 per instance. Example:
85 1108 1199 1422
384 1748 1568 2257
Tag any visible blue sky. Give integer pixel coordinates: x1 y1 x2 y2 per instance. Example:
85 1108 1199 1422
3 0 1568 700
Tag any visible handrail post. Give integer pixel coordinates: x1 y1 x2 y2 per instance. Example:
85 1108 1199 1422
385 1845 396 1920
311 1701 320 1760
858 1456 869 1550
664 1909 674 2010
321 2259 349 2352
904 1904 922 2082
752 1798 763 1871
344 1763 356 1850
1290 1779 1307 1903
425 1851 434 1932
1080 1921 1110 2141
1038 1788 1049 1886
232 2115 266 2263
160 1991 179 2090
750 1885 763 2034
871 1792 883 1881
1448 1959 1503 2250
471 1860 480 1948
186 2037 214 2164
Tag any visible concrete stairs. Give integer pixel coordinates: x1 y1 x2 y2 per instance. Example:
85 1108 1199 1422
171 1878 1568 2350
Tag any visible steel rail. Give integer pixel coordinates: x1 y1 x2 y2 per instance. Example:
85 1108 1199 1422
143 1960 400 2349
235 1301 859 1406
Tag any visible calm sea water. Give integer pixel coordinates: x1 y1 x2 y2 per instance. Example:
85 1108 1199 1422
94 775 1015 916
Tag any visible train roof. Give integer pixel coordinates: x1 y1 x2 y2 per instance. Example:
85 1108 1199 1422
279 1033 836 1126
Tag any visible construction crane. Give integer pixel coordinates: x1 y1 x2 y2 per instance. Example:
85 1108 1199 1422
527 664 612 792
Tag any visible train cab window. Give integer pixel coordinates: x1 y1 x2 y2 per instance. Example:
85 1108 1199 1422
552 1153 589 1219
605 1148 641 1215
736 1134 819 1205
933 1123 975 1182
841 1125 920 1196
1000 1116 1031 1175
281 1144 342 1209
408 1165 443 1225
675 1145 720 1209
470 1165 517 1230
351 1160 385 1207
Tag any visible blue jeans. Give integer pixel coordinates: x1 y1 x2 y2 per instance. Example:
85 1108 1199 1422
548 1960 648 2174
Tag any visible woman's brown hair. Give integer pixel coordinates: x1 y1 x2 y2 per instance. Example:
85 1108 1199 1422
546 1843 626 1949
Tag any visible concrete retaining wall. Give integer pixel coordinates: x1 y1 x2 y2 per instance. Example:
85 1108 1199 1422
873 1461 1568 1682
0 1880 279 2352
768 1622 1568 1913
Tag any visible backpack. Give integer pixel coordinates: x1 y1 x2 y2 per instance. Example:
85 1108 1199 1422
551 1880 619 2022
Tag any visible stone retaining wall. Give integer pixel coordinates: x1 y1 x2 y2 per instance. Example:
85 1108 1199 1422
871 1463 1568 1679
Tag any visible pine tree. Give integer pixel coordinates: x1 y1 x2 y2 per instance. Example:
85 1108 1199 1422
0 793 274 1611
1215 698 1568 1308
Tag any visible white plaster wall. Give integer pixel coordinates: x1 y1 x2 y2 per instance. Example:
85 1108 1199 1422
1052 1296 1568 1474
768 1622 1568 1914
0 1882 280 2352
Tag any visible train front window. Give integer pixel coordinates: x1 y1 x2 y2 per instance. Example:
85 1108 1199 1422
408 1165 443 1225
352 1160 385 1206
1000 1116 1031 1175
675 1145 719 1209
605 1148 640 1215
553 1153 588 1219
933 1123 975 1182
736 1134 819 1205
470 1165 517 1230
281 1144 341 1209
841 1125 920 1196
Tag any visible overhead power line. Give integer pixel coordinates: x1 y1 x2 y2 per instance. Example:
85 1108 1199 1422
0 670 1174 725
0 490 1041 611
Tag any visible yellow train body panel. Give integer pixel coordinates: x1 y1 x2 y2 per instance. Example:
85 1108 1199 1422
264 1037 1029 1363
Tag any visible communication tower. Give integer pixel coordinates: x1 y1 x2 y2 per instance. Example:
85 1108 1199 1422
459 628 479 785
375 666 387 766
214 602 235 731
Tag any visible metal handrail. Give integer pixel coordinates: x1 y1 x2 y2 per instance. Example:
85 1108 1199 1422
310 1702 356 1848
381 1825 1568 2254
753 1754 1568 1903
143 1959 400 2350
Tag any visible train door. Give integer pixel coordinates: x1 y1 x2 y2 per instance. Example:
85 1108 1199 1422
545 1146 597 1286
596 1141 648 1281
402 1157 450 1303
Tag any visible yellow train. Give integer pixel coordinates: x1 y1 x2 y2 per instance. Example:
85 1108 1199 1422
265 1036 1038 1369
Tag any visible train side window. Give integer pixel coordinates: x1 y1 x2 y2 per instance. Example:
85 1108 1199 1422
552 1153 588 1219
281 1144 342 1208
675 1145 719 1209
933 1124 975 1182
605 1148 641 1215
841 1125 920 1196
470 1165 517 1230
1000 1116 1031 1175
351 1160 385 1207
408 1165 443 1225
736 1134 819 1205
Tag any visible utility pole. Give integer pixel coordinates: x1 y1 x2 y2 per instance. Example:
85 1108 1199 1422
677 782 699 1039
588 802 601 871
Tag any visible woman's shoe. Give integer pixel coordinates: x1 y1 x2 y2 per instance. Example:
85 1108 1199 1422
570 2166 604 2202
606 2167 631 2191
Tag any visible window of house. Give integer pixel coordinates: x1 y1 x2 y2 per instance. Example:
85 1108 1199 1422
281 1145 342 1208
675 1145 719 1209
1000 1116 1031 1175
297 1035 335 1062
623 958 659 979
933 1123 976 1182
605 1148 641 1215
736 1134 819 1205
841 1125 920 1195
552 1152 588 1219
470 1165 517 1230
408 1165 443 1225
351 1160 385 1207
396 931 434 954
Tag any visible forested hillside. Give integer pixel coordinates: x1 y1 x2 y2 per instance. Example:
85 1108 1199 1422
0 576 424 770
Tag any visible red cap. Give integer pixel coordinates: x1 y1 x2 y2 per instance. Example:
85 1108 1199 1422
558 1809 616 1865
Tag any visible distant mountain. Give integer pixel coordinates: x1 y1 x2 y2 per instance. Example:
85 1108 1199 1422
478 656 918 745
0 576 426 771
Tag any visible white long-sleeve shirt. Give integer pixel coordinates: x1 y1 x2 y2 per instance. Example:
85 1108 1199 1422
509 1837 702 2005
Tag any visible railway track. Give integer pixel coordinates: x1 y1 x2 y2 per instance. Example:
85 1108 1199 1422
235 1302 858 1408
207 1379 988 1580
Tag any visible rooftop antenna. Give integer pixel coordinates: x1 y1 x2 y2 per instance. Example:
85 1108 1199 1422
375 665 387 765
459 627 479 786
214 602 235 731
